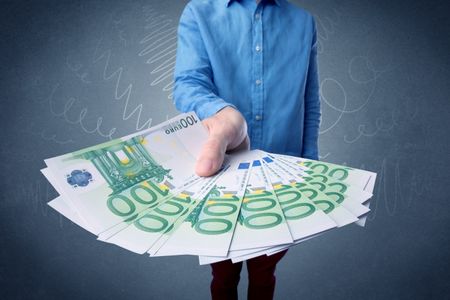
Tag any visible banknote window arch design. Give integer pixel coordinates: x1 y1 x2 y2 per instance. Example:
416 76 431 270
71 136 172 195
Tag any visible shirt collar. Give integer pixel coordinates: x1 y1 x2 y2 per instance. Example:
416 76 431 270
226 0 283 8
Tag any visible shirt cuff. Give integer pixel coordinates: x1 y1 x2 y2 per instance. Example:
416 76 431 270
196 98 237 120
301 144 319 160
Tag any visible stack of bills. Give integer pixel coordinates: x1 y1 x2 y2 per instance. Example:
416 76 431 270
41 112 377 265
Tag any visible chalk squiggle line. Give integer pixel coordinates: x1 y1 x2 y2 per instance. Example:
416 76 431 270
13 178 68 229
348 55 393 84
44 7 179 140
15 179 50 218
343 90 418 144
47 83 117 139
319 55 394 136
343 111 396 144
334 56 389 114
140 7 177 98
408 169 428 201
66 55 92 84
32 11 151 141
92 37 153 131
367 158 427 221
314 7 343 54
323 56 383 116
26 127 75 145
319 152 331 160
367 159 390 220
329 59 377 114
319 78 347 134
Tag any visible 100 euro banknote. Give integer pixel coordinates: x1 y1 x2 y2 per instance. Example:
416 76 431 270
153 152 254 257
44 113 207 235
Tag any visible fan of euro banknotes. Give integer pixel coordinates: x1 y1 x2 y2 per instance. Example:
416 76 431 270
41 112 377 264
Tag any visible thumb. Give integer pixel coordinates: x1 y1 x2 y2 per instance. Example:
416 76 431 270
196 134 228 176
226 135 250 153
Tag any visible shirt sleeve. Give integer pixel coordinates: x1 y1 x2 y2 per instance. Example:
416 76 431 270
173 3 235 120
301 16 321 161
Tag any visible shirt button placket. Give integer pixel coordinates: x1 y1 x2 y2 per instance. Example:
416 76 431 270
252 5 264 149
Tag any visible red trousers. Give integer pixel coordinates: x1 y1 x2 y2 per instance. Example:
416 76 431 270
210 250 288 300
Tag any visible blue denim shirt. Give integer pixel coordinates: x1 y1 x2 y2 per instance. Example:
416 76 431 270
173 0 321 160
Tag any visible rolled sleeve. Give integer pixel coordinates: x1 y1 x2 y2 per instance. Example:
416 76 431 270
173 3 234 120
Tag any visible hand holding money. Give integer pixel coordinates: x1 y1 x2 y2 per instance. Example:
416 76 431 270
41 112 377 265
196 106 249 176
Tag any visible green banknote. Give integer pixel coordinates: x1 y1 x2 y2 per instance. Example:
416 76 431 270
272 153 377 191
42 112 378 264
227 153 361 262
220 151 340 264
44 113 207 235
264 155 359 227
199 158 293 265
146 166 228 256
153 152 253 257
272 153 376 227
272 155 371 218
100 167 226 254
41 167 96 234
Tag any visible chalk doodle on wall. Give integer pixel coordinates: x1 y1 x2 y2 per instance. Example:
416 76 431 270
19 1 428 223
27 4 179 144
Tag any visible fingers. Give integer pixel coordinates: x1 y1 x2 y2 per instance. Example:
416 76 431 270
195 106 248 177
195 135 227 176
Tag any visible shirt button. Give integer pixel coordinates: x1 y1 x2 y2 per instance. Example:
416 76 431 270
255 115 262 121
255 79 262 85
255 13 261 20
255 45 261 52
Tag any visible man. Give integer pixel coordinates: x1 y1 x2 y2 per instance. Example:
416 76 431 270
173 0 321 299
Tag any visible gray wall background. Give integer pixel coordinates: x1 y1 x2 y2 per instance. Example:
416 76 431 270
1 0 449 299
